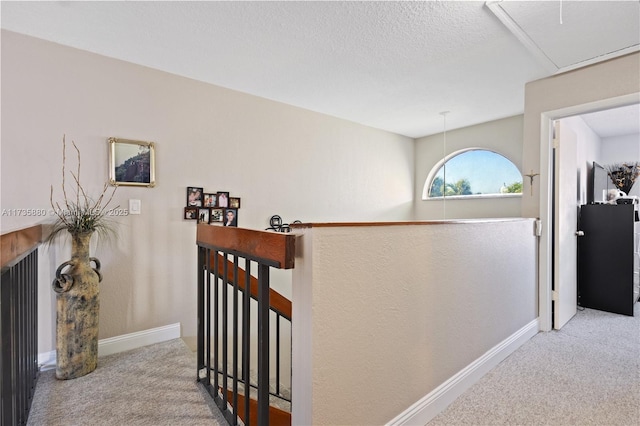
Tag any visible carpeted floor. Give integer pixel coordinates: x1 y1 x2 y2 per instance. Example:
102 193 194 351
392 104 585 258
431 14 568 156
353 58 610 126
28 305 639 425
427 304 640 426
27 339 226 426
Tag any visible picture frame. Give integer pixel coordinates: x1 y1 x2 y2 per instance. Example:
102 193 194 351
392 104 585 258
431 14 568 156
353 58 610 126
210 209 224 223
108 137 156 187
198 208 210 224
217 192 230 208
203 193 217 208
229 197 241 209
223 208 238 227
187 187 204 207
184 207 198 220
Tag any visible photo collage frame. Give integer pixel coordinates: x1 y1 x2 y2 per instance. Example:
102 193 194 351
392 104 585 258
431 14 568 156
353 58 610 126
184 186 241 227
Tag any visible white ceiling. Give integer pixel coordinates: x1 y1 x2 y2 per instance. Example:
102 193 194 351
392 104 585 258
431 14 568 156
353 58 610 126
580 103 640 139
1 1 639 138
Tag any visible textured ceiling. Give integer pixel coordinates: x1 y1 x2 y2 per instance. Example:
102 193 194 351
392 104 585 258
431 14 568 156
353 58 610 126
1 1 639 138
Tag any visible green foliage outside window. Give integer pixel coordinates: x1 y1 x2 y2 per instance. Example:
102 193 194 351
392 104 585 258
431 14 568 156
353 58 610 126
429 177 474 196
504 181 522 193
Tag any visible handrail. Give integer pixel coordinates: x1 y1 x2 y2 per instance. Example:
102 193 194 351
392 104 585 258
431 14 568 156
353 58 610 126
211 252 292 320
1 225 43 269
197 224 296 269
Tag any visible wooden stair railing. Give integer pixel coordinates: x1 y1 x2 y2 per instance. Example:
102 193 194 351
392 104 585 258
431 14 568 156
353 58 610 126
211 252 291 321
196 224 296 426
1 225 42 426
1 225 42 267
211 252 292 425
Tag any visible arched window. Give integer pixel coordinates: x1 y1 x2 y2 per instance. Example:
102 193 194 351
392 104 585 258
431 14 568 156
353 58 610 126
423 149 522 199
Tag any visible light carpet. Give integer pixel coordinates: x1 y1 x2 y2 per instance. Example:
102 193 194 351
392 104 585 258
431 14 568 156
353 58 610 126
27 339 226 426
28 306 639 425
427 305 640 426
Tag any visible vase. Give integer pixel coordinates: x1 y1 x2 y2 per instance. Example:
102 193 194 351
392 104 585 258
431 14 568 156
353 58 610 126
52 231 103 380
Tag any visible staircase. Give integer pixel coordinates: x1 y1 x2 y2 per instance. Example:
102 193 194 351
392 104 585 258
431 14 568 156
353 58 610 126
195 224 295 426
1 225 42 426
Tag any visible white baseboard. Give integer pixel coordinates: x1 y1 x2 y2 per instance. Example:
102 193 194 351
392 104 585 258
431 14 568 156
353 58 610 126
38 323 181 370
387 318 540 426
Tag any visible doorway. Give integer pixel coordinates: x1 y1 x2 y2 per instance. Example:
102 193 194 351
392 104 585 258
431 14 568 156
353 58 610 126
544 98 640 330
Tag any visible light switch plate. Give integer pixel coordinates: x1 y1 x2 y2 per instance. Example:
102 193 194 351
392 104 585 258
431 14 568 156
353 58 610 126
129 199 141 215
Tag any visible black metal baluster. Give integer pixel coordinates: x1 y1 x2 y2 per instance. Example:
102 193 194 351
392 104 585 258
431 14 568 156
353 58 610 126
15 257 22 425
205 248 212 387
222 253 229 414
243 260 251 425
28 251 37 404
213 251 219 395
276 313 281 397
20 258 27 424
232 256 239 426
257 264 270 426
197 247 205 375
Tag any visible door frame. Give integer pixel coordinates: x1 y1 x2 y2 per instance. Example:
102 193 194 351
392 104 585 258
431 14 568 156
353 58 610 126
538 93 640 332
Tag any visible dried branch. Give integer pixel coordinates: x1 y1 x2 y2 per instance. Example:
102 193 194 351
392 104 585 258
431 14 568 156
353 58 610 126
46 135 119 245
61 135 72 213
605 162 640 195
73 140 80 209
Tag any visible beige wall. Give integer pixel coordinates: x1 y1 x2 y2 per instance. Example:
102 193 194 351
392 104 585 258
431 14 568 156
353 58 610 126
522 51 639 330
522 52 640 218
414 115 524 220
0 30 414 353
292 220 538 425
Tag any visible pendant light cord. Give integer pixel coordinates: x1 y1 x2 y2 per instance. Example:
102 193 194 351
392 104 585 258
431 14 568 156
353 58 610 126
440 111 450 219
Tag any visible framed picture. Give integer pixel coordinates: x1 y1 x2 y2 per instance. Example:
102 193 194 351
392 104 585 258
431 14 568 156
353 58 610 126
229 197 241 209
203 193 217 208
217 192 230 208
184 207 198 220
223 209 238 227
187 187 204 207
108 137 156 187
198 208 210 223
210 209 224 223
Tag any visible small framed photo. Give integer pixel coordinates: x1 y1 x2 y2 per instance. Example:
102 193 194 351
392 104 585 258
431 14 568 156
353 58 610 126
223 209 238 227
108 137 156 187
210 209 223 223
198 208 210 223
203 193 217 208
184 207 198 220
187 187 204 207
229 197 241 209
217 192 230 208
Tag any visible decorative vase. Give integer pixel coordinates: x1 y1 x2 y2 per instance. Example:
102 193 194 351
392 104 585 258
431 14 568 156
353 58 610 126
52 231 103 380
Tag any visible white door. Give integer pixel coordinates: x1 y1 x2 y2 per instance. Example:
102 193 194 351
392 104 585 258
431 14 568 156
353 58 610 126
553 120 579 329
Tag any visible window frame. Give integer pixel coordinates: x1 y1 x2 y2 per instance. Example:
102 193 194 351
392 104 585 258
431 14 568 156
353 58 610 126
422 147 523 200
